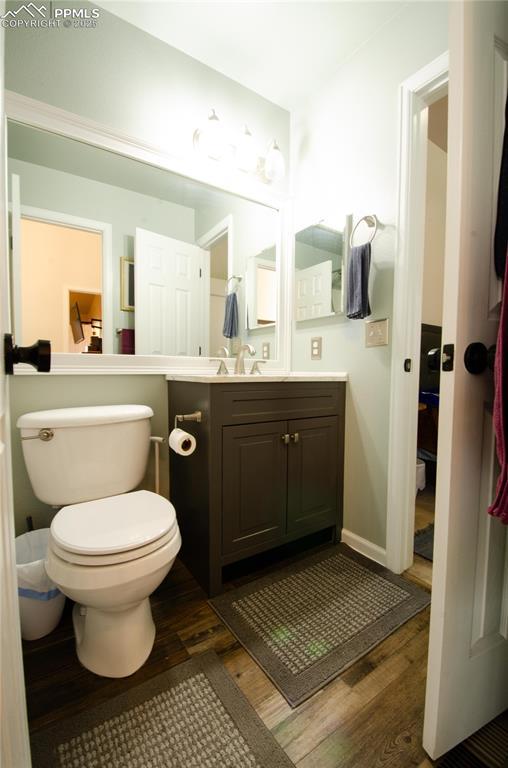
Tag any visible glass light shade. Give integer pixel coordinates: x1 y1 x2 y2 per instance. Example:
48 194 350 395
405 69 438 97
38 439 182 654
264 140 286 182
199 109 225 160
236 125 258 173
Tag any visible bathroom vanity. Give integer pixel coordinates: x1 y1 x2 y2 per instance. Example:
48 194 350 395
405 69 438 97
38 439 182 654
167 376 346 595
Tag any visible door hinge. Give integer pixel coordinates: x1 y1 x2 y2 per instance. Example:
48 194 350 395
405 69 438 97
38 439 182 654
199 268 202 278
404 358 412 373
198 345 202 356
442 343 454 372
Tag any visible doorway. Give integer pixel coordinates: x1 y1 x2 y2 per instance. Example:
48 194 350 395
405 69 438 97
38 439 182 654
19 218 103 354
209 232 228 354
412 95 448 587
386 52 449 576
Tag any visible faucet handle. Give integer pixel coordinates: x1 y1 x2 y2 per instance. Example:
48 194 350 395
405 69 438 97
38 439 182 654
216 346 229 358
250 360 267 375
209 358 229 375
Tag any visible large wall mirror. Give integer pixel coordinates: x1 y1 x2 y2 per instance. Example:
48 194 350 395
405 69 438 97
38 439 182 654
294 217 351 321
7 120 280 363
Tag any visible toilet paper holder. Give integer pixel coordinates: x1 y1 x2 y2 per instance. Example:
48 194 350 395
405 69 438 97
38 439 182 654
173 411 202 430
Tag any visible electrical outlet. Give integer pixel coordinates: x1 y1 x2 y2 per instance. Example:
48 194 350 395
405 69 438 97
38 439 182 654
262 342 270 360
311 337 322 360
365 319 389 347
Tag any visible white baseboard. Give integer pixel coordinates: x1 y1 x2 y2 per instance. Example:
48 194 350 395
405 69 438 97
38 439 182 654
341 528 387 567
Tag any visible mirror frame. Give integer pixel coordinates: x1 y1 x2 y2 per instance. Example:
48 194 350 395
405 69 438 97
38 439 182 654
5 90 292 375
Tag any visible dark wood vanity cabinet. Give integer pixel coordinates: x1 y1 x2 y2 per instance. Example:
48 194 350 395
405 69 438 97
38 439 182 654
168 380 345 595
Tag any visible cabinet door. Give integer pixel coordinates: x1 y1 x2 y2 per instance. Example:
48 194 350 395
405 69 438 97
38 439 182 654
222 421 287 555
287 416 339 535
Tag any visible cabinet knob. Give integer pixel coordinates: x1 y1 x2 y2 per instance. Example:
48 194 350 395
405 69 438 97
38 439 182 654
290 433 300 443
281 434 290 444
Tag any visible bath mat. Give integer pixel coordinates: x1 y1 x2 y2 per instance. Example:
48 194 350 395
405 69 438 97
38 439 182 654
414 523 434 561
210 544 430 707
30 651 294 768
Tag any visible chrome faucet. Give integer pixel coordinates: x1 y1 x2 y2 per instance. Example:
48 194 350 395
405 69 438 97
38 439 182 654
234 344 256 374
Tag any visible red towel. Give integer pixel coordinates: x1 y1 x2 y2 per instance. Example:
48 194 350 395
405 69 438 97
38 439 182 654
488 244 508 524
119 329 135 355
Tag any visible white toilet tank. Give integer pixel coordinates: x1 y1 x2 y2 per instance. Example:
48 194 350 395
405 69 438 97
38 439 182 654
17 405 153 506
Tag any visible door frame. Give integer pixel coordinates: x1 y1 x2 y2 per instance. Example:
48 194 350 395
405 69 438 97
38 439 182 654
197 215 233 354
12 203 113 354
0 13 32 763
386 52 449 574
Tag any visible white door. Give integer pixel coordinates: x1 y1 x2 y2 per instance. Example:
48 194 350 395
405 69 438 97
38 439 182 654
135 228 208 356
0 31 32 766
423 1 508 758
295 261 332 321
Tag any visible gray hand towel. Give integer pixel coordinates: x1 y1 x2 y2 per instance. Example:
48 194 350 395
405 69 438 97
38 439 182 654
346 243 372 319
223 292 239 338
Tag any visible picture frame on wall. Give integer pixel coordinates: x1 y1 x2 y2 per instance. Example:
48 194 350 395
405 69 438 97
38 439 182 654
120 257 134 311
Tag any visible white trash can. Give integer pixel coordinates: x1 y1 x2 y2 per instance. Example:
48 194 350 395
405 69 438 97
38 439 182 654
416 459 426 496
15 528 65 641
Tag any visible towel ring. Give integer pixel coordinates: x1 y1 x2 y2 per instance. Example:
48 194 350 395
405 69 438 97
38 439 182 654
349 215 378 248
226 275 242 295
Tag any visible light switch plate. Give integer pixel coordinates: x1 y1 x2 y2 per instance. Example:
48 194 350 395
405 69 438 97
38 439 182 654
311 336 322 360
262 342 270 360
231 338 241 355
365 318 389 347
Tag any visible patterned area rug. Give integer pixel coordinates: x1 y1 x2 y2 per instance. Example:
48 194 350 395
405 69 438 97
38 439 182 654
414 523 434 561
210 544 430 707
30 651 294 768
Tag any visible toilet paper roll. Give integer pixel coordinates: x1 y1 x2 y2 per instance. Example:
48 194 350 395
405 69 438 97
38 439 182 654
169 428 196 456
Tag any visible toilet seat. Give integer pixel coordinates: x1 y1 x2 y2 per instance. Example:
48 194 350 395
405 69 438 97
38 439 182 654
50 490 178 566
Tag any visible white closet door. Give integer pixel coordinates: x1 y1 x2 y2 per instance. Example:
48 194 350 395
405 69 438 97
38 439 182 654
295 260 332 321
135 228 208 356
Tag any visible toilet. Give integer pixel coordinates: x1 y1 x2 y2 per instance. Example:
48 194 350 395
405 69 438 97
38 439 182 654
17 405 181 678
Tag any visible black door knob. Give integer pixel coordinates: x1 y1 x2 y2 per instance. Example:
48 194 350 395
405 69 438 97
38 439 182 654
463 342 496 375
427 347 441 372
4 334 51 375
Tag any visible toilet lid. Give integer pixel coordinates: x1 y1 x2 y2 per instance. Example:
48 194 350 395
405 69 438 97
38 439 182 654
51 490 177 556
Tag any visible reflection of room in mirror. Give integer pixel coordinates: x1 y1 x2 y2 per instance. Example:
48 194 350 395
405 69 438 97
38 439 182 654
8 120 279 359
295 223 346 321
246 246 277 329
19 218 103 353
209 234 228 354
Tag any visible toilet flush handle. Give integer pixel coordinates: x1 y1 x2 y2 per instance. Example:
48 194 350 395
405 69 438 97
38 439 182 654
21 428 54 442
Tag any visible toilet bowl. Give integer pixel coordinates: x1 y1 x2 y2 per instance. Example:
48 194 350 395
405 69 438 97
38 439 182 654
46 490 181 677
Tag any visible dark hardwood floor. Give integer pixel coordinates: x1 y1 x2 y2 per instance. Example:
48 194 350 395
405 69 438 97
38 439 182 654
21 545 491 768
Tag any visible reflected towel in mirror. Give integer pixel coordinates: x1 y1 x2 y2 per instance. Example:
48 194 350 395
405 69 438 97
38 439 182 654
346 243 372 320
119 328 135 355
223 292 239 338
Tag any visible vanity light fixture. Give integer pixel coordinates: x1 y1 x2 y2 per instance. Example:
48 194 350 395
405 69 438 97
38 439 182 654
195 108 226 160
264 139 286 182
236 125 258 173
193 113 286 184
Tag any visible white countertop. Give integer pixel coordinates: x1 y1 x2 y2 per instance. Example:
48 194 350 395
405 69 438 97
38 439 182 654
165 372 348 383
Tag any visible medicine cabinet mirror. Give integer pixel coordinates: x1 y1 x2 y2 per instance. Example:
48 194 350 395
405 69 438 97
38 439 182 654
7 120 280 363
294 217 351 322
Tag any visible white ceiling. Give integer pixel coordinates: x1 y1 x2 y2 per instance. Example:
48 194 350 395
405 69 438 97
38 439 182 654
98 1 408 111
